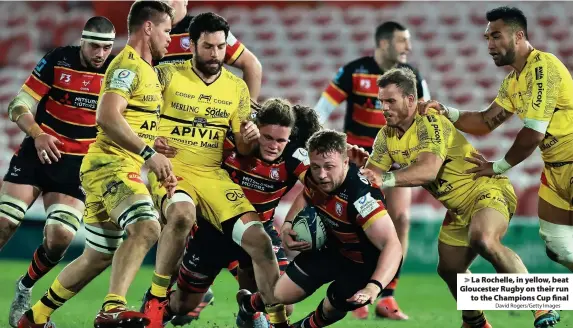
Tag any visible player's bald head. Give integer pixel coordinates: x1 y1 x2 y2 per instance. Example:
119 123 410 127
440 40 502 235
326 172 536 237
486 6 528 40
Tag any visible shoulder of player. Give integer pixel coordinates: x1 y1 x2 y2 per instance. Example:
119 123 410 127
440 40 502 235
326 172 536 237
171 15 193 34
222 68 248 88
397 62 420 74
342 56 373 70
43 46 75 62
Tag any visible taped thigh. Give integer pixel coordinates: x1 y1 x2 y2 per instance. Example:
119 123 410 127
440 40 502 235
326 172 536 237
232 218 263 246
84 225 125 254
162 191 194 217
539 219 573 263
45 204 83 234
115 199 159 230
0 194 28 225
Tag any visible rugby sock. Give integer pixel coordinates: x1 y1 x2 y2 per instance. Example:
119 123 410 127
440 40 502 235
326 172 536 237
21 244 62 289
380 263 402 298
31 278 76 324
102 294 127 311
265 303 289 328
150 271 171 299
240 292 265 313
228 260 239 281
462 310 486 328
299 300 345 328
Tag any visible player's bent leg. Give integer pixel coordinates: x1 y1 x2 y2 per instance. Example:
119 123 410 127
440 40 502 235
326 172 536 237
291 297 346 328
0 182 39 249
106 194 160 306
468 208 527 274
19 223 118 327
538 197 573 271
150 193 196 300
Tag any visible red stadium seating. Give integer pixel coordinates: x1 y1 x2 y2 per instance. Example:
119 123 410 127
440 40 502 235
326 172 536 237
0 1 565 219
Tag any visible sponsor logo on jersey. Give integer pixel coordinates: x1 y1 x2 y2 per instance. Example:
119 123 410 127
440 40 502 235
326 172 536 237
110 69 136 92
214 98 233 106
74 97 97 109
175 91 196 100
198 94 212 103
34 58 48 74
353 192 380 217
225 188 246 201
535 67 544 80
172 101 199 113
205 107 230 118
532 83 544 109
127 172 143 183
59 73 71 84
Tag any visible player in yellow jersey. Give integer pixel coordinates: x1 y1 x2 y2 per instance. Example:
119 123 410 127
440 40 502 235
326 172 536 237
17 2 176 328
139 13 290 328
419 7 568 327
360 67 530 328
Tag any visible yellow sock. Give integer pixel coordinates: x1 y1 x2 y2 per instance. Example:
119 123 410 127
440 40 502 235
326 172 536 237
150 271 171 298
103 294 127 311
32 278 76 324
265 304 288 325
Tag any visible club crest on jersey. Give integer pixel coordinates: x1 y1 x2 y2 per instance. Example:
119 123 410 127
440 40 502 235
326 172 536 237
180 36 190 50
270 167 280 180
335 202 343 216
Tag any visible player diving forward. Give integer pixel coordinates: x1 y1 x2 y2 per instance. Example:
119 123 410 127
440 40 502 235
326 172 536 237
238 129 402 328
359 67 556 328
140 12 290 328
4 16 116 328
18 2 177 328
156 99 321 327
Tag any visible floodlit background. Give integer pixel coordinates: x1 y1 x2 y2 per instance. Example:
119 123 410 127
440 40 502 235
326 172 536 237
0 1 570 327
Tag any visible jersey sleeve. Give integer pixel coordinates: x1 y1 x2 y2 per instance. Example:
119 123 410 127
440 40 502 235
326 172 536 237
224 31 246 65
494 74 516 113
230 81 252 133
103 57 141 100
415 114 448 160
352 186 388 231
322 64 352 107
21 48 61 101
414 69 431 100
522 55 561 134
367 127 393 171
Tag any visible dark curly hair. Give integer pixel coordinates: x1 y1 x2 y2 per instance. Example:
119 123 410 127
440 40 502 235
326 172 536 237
290 104 322 149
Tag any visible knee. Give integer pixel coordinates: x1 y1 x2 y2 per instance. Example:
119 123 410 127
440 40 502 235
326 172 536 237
469 232 499 257
166 204 196 232
44 225 75 254
126 219 161 248
437 261 461 279
81 248 114 272
286 304 294 316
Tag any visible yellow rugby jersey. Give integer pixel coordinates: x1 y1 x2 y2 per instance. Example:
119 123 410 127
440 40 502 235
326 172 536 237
155 61 251 171
89 45 163 163
495 49 573 163
368 112 509 210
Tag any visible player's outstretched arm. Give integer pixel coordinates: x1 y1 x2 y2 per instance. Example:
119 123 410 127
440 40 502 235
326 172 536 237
281 190 311 252
363 152 444 188
231 48 262 101
418 100 513 136
348 212 402 305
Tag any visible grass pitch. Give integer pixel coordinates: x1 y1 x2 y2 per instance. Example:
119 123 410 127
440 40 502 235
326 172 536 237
0 260 567 328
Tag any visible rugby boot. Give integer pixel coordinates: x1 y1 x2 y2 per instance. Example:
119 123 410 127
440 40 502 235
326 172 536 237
171 287 215 326
461 321 493 328
375 296 409 320
142 297 168 328
94 307 150 328
10 276 32 328
351 305 369 319
534 310 560 328
236 312 270 328
17 310 55 328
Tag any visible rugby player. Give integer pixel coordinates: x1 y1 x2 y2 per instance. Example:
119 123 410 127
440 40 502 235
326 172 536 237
159 0 262 100
140 13 289 328
18 2 176 328
237 129 402 328
314 21 430 320
360 67 532 328
418 6 568 327
2 16 115 328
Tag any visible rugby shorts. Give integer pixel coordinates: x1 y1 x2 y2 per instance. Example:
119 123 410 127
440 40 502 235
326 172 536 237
539 162 573 211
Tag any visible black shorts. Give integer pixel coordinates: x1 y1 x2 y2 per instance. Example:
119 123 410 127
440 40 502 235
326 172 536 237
285 246 389 312
3 141 85 201
178 216 251 294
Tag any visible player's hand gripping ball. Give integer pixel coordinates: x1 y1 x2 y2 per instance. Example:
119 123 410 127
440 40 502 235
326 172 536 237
291 206 327 250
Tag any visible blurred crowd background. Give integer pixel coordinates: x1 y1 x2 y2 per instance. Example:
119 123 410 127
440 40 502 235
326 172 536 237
1 0 571 226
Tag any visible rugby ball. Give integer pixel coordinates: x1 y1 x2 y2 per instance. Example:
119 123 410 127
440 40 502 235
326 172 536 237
292 206 327 250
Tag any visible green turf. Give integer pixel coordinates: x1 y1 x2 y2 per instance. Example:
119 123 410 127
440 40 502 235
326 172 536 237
0 260 567 328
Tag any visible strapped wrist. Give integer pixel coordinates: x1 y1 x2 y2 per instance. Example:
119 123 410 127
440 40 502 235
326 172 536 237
493 158 512 174
139 145 156 161
28 124 44 139
381 172 396 187
368 279 384 296
444 105 460 123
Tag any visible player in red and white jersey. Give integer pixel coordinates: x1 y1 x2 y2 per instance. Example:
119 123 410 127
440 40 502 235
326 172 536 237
3 17 116 328
159 0 262 100
314 21 428 320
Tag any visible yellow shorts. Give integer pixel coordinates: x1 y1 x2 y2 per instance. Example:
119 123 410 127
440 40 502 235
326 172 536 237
539 163 573 211
80 155 151 227
439 177 517 247
149 167 255 231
